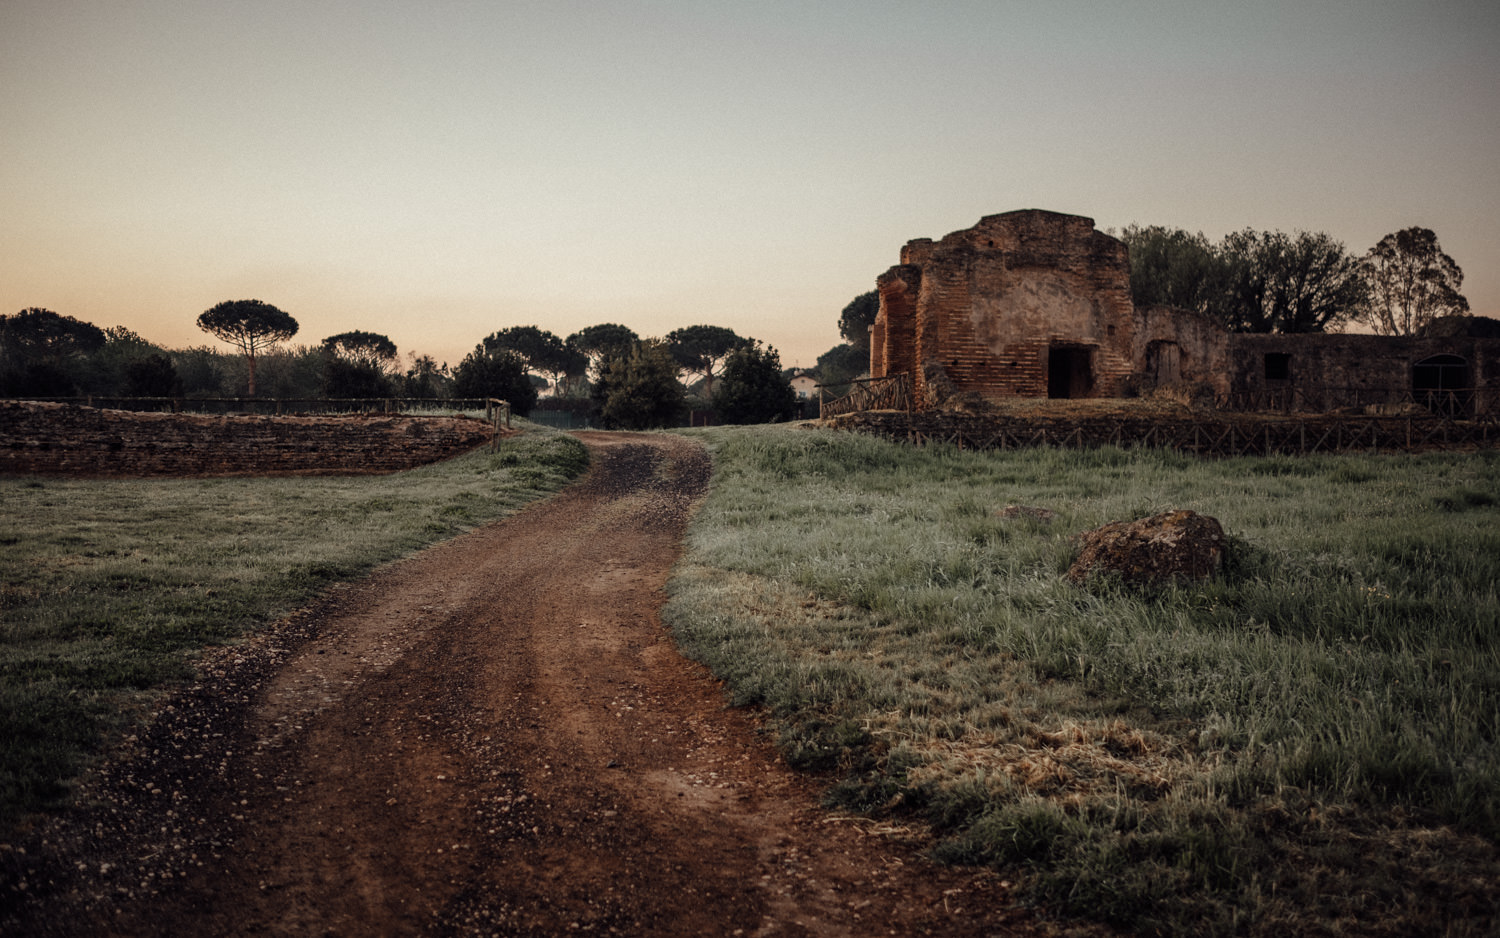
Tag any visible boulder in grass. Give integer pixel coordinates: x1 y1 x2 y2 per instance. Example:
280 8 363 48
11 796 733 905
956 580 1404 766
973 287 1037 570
1067 509 1226 587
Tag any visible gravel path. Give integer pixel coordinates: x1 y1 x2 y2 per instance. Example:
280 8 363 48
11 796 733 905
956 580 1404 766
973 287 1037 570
3 432 1074 937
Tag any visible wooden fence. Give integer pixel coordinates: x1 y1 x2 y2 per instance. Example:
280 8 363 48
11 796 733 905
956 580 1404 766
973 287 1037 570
1218 386 1496 419
485 398 512 451
819 373 912 418
834 411 1499 457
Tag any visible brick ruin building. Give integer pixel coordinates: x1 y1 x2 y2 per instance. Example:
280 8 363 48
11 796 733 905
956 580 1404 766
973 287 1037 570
868 209 1498 415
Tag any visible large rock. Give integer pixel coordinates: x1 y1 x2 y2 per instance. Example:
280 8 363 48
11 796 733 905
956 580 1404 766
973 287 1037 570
1067 510 1225 587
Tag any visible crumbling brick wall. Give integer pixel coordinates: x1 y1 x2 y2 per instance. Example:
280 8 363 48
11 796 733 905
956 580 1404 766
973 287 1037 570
871 210 1138 407
1134 305 1230 395
1227 333 1500 414
865 209 1498 415
0 402 496 476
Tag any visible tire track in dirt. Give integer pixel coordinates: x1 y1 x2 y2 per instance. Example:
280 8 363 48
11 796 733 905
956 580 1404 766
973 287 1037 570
5 432 1080 937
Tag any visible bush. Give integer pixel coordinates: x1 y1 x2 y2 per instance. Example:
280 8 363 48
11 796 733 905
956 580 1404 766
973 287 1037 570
323 357 394 399
592 340 687 429
453 347 538 416
123 353 183 397
713 342 798 424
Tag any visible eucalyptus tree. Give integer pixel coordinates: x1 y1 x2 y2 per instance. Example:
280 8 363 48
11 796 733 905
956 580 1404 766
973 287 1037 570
1357 227 1469 335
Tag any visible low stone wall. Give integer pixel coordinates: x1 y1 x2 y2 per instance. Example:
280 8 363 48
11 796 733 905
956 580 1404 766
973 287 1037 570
825 405 1498 456
0 401 497 477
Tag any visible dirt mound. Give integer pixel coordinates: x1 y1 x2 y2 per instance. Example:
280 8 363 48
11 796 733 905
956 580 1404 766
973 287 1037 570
1068 510 1227 587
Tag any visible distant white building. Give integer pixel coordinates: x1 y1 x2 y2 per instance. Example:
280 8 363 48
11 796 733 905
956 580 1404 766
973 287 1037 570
788 370 819 400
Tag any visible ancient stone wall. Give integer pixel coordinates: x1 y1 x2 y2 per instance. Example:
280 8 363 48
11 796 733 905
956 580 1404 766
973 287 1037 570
0 402 496 477
865 209 1499 415
872 210 1138 407
1226 334 1500 414
1134 305 1231 394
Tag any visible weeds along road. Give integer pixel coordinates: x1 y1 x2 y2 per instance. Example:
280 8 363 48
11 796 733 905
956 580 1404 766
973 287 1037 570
6 432 1071 938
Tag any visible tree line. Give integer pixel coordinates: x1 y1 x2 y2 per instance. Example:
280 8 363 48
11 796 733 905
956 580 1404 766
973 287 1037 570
6 224 1468 424
1118 224 1469 334
0 303 800 429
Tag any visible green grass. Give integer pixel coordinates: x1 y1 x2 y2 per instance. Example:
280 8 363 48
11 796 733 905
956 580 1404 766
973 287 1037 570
0 425 588 833
664 425 1500 936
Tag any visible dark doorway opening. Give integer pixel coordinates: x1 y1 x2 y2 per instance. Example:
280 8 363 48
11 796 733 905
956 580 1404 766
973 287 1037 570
1413 354 1470 417
1048 346 1093 399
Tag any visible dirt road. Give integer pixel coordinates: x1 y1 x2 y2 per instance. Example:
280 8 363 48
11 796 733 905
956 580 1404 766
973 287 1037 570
5 432 1068 937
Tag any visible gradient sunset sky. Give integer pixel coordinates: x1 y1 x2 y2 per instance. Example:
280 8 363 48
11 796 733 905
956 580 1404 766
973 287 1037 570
3 0 1496 371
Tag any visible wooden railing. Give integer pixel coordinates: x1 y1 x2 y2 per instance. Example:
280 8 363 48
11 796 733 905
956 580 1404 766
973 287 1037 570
819 374 912 418
834 410 1498 457
485 398 512 451
1217 386 1496 419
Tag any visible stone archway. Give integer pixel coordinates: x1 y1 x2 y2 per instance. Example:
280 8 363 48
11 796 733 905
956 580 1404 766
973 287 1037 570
1413 354 1469 417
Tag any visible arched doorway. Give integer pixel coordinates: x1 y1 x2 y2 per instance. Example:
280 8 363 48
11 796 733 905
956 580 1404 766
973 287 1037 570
1412 354 1469 417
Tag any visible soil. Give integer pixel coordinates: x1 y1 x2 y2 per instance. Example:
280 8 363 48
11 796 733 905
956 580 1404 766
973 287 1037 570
2 432 1097 937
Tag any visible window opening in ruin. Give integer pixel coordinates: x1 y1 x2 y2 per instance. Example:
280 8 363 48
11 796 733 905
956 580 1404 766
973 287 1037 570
1047 346 1093 399
1413 354 1469 417
1264 353 1291 381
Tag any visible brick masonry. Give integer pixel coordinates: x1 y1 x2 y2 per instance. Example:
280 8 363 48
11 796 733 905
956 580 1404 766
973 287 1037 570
1227 332 1500 410
868 209 1499 415
1 401 497 477
872 210 1147 406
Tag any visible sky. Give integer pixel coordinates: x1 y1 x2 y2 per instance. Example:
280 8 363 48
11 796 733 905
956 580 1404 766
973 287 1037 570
3 0 1496 372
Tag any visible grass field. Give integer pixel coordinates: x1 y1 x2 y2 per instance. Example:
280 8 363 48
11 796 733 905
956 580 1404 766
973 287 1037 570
665 425 1499 936
5 420 1497 934
0 426 589 834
